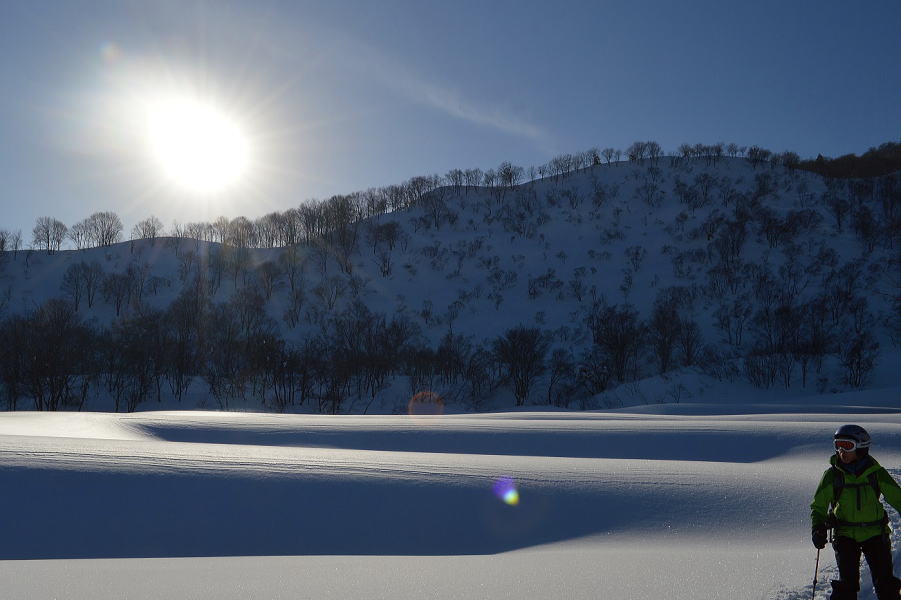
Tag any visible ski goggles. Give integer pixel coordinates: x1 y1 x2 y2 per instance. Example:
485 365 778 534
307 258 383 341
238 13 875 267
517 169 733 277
834 439 862 452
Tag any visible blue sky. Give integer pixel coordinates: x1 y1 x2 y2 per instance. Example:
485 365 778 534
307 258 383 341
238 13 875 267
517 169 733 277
0 0 898 238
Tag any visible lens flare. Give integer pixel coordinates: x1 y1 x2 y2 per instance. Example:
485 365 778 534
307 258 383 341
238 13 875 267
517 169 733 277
493 477 520 506
408 391 444 417
101 42 121 64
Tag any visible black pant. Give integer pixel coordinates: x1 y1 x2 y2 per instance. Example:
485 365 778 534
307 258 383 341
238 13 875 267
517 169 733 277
831 534 901 599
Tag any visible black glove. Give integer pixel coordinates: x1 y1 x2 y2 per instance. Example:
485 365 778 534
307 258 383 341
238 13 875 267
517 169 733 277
812 526 828 549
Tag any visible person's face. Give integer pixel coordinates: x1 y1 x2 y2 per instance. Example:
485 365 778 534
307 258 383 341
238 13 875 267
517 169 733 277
838 448 859 463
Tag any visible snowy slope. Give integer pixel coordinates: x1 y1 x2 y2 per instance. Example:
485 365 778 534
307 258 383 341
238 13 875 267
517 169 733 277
2 393 901 598
0 156 896 413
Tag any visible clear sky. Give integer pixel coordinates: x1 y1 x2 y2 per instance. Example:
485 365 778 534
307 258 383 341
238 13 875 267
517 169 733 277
0 0 898 239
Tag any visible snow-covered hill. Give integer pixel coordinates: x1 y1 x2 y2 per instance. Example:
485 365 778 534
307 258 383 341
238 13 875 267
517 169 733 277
0 156 898 413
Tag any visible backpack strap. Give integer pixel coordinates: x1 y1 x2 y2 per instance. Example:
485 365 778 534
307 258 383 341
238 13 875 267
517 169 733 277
830 465 884 526
869 470 882 499
831 464 882 505
831 465 843 507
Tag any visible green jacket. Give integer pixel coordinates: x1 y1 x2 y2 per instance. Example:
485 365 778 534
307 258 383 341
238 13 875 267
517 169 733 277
810 454 901 542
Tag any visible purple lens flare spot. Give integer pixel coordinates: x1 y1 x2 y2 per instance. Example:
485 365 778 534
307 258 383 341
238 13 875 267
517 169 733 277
492 477 520 505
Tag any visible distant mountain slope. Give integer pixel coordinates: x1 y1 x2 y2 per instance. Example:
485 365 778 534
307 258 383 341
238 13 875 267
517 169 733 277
0 157 898 413
797 140 901 178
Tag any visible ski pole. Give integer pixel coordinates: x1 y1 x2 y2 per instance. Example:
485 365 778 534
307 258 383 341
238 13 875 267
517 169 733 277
811 548 821 600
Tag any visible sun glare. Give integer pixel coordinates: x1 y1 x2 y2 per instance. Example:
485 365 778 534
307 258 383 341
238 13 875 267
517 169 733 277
145 97 250 194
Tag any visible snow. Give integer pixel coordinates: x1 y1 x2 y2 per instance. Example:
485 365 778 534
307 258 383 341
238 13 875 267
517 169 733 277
0 157 897 596
0 545 809 599
3 392 901 598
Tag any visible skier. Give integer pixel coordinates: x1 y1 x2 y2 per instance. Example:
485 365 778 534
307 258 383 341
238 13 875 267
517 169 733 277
811 424 901 599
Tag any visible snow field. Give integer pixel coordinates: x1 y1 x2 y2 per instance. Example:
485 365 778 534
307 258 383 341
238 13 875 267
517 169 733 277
1 401 901 598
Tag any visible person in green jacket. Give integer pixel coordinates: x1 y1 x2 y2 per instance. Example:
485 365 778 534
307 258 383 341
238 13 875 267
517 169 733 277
811 424 901 599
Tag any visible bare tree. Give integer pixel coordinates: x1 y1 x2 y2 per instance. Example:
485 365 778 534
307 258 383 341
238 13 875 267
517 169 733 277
83 261 104 308
840 331 879 388
649 292 682 374
547 348 576 407
497 162 524 188
851 206 880 252
492 326 549 406
678 319 702 367
279 246 307 292
646 141 663 165
10 230 22 260
322 194 361 274
601 148 618 165
254 212 282 248
823 182 851 233
23 299 95 411
625 245 646 271
224 245 252 286
210 216 230 243
89 211 123 247
586 302 645 383
256 261 282 300
626 141 648 164
61 263 87 311
482 169 497 189
103 272 133 316
420 190 451 230
32 216 67 253
281 207 303 246
777 151 801 171
711 220 747 273
746 146 772 168
692 173 717 212
227 217 256 248
714 299 752 347
313 276 348 310
68 219 93 250
445 169 464 192
131 216 165 240
463 168 483 188
0 315 28 409
204 303 245 410
368 221 401 277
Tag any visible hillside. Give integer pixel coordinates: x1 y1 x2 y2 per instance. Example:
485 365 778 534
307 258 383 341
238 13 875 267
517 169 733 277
0 156 898 413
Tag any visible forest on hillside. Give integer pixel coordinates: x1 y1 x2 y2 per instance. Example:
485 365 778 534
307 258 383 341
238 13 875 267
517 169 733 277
0 141 898 414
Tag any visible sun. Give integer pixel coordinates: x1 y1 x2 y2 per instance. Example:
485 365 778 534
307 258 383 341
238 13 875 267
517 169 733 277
144 97 251 194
